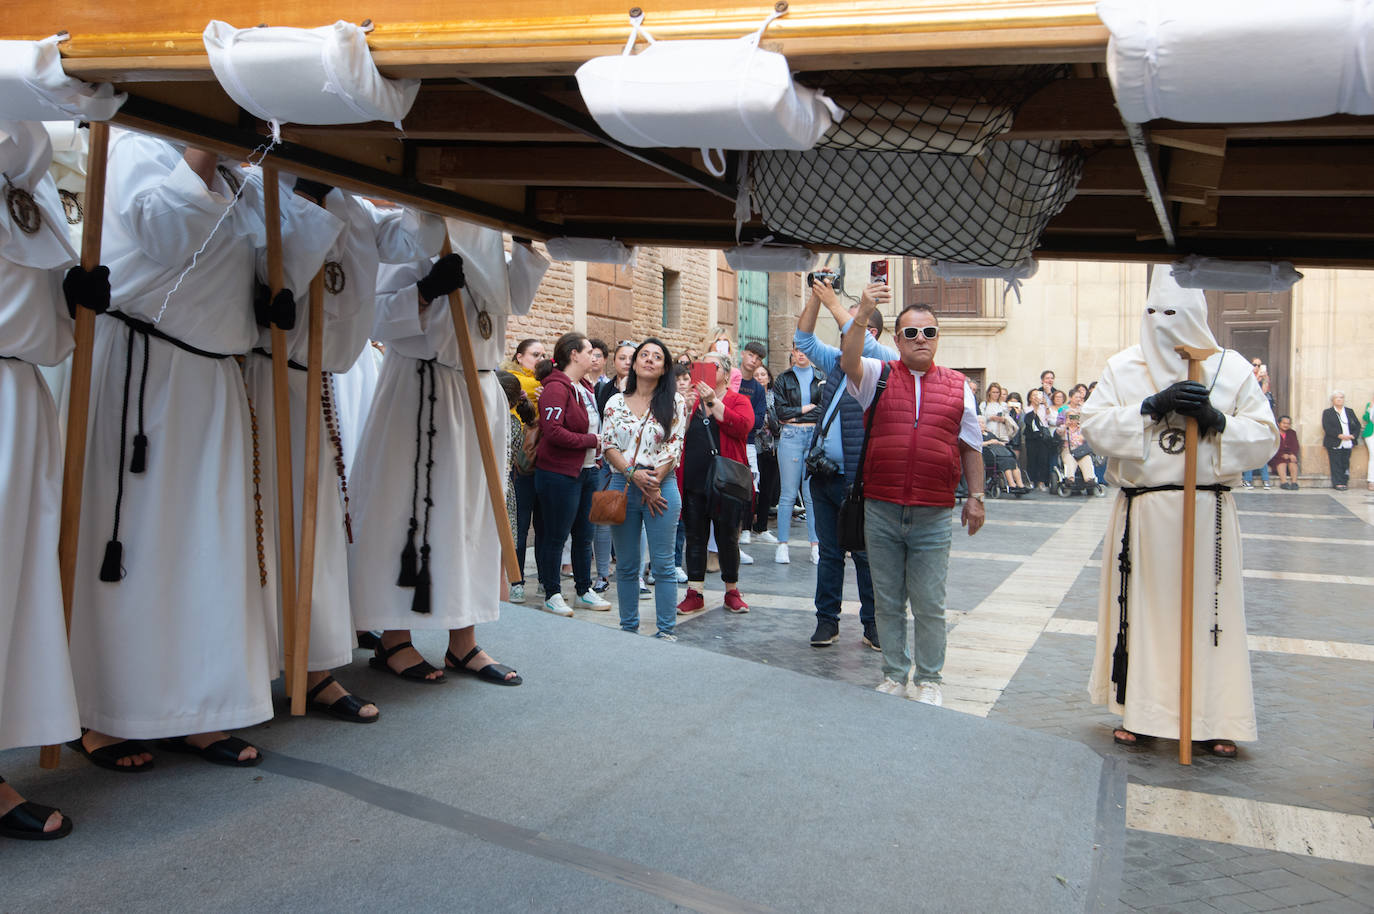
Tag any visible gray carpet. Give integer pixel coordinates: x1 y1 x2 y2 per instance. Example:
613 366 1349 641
2 607 1124 912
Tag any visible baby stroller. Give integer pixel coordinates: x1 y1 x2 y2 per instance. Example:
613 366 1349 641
1052 448 1107 498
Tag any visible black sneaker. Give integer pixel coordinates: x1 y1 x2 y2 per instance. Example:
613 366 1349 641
591 577 610 594
862 623 881 652
810 620 840 647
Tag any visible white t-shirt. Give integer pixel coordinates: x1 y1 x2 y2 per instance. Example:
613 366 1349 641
575 381 600 467
846 356 983 450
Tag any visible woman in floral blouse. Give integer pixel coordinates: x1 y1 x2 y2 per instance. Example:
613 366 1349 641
600 338 687 640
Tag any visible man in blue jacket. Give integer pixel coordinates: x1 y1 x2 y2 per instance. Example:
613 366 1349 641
793 274 898 649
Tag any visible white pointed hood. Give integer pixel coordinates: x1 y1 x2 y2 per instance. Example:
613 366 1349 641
1139 269 1220 392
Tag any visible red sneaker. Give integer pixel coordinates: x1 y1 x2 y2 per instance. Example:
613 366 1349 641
723 589 750 614
676 589 705 615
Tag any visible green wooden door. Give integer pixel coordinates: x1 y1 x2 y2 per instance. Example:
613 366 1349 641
737 270 769 359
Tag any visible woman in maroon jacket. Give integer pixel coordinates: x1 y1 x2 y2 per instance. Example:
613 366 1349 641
1269 414 1302 489
676 352 755 615
534 332 600 616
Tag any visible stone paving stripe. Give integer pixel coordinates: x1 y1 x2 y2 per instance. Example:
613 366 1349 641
1242 533 1374 546
941 497 1116 716
1125 784 1374 867
1079 559 1374 587
1042 618 1374 661
261 752 777 914
1236 510 1360 521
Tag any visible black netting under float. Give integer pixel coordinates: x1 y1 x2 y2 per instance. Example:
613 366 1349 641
747 66 1084 268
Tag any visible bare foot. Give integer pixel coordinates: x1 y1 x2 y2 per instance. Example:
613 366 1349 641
0 780 64 834
82 730 154 768
378 631 444 681
305 671 379 719
186 731 258 763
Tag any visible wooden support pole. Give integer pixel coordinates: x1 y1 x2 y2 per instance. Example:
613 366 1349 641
441 236 523 584
41 121 110 770
262 166 298 697
288 269 325 715
1174 344 1217 765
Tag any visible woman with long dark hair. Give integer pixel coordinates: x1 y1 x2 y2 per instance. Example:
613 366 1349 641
600 339 687 639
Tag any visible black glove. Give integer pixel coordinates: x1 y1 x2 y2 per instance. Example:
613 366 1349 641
293 178 333 204
1141 380 1209 421
270 288 297 330
1188 403 1227 437
416 253 465 303
62 264 111 319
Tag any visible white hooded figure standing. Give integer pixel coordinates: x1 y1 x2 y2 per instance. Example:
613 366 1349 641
1081 271 1279 757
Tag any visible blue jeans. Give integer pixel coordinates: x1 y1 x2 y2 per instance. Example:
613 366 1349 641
776 424 817 544
810 473 875 626
1242 464 1271 485
608 472 681 635
864 500 952 685
534 467 595 599
593 463 613 579
675 513 686 567
513 471 539 585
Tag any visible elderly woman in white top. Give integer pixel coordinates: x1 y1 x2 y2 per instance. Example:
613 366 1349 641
600 338 687 639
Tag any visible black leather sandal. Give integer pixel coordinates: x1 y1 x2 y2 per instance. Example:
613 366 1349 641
356 630 382 651
157 735 263 767
306 675 379 723
1193 739 1238 759
0 777 72 841
369 640 446 683
445 646 522 686
66 733 154 773
1112 728 1154 748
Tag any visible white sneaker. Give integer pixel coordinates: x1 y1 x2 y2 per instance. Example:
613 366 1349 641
738 530 751 544
810 543 820 565
738 550 755 565
509 583 525 604
577 591 611 611
543 593 574 617
875 678 905 696
755 530 779 545
674 566 688 583
774 544 790 564
908 681 943 706
638 577 649 599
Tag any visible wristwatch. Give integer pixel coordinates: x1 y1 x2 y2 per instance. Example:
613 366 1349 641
970 492 986 503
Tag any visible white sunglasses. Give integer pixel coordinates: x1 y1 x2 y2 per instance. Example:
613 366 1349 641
898 326 939 341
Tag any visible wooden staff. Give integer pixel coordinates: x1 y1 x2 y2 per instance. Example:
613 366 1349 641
288 268 325 715
262 166 299 697
41 121 110 770
1174 343 1218 766
441 236 523 583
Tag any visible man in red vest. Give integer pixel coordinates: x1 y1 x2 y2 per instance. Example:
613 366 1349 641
841 291 986 706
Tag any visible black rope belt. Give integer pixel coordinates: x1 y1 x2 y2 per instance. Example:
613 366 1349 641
397 357 438 613
1111 483 1231 704
251 346 308 372
98 310 233 583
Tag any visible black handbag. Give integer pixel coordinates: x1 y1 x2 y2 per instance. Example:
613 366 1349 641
701 403 754 527
1071 442 1094 460
837 364 890 553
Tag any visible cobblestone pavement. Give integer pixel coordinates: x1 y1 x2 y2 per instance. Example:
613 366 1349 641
570 485 1374 913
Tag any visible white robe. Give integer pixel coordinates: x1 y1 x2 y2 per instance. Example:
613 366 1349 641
1082 347 1279 741
335 343 383 473
68 131 337 738
0 120 81 751
349 223 548 630
245 193 442 671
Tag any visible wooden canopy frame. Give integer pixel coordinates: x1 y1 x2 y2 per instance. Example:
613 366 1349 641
9 0 1374 266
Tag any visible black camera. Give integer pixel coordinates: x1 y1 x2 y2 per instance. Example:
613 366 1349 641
806 269 838 291
805 444 840 481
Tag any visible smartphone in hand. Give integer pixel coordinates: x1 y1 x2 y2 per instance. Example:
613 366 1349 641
870 259 889 285
690 361 717 390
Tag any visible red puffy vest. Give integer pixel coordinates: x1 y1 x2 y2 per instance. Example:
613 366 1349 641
863 362 968 507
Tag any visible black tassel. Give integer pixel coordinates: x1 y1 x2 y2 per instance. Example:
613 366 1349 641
397 524 419 587
99 539 124 582
130 433 148 474
1111 636 1128 704
410 563 431 614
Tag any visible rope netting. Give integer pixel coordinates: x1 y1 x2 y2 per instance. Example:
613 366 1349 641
746 66 1084 268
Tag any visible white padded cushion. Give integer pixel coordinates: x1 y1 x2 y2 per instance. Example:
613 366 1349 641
0 35 126 122
723 241 816 273
203 20 419 127
576 34 840 153
1099 0 1374 123
1170 255 1303 292
544 237 636 266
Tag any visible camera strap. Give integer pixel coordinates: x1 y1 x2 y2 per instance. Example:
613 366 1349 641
808 378 847 454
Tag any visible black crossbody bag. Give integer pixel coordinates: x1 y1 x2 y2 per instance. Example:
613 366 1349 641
836 364 890 553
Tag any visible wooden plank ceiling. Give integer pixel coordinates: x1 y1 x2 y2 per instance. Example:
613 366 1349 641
9 0 1374 265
